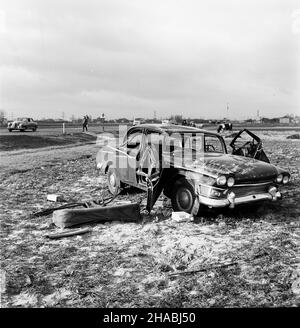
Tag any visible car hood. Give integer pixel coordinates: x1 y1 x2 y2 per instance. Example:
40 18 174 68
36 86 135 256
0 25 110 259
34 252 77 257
171 151 278 183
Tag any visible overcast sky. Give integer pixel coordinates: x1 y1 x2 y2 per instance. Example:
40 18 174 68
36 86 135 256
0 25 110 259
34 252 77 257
1 0 299 120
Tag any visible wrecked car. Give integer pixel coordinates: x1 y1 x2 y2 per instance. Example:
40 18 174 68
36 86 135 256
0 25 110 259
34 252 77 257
8 118 38 132
96 124 290 214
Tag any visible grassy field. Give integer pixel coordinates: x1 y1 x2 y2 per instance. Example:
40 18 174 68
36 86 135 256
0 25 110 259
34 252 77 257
0 133 97 151
0 129 299 307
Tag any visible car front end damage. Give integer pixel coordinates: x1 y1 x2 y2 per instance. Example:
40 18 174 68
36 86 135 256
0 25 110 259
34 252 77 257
196 182 282 209
188 168 290 209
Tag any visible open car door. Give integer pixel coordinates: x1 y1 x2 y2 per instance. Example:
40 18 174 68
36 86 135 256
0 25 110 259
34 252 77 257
136 136 170 212
230 129 270 163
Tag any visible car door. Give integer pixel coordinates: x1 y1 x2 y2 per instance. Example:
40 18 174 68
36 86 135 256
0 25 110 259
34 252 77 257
28 118 34 128
118 129 144 185
137 130 166 211
230 129 270 163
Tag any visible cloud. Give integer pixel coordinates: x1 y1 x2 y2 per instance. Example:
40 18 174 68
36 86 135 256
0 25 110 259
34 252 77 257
0 0 299 119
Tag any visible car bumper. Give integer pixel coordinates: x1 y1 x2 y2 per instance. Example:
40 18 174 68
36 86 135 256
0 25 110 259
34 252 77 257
198 191 282 208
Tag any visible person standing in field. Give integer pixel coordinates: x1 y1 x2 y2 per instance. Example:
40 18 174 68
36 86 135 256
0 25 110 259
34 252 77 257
82 115 89 132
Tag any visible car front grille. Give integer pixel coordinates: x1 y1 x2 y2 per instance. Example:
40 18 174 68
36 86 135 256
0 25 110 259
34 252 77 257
230 182 272 197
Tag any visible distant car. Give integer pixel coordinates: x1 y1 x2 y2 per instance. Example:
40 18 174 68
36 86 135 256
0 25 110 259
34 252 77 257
7 118 38 132
96 124 290 213
133 119 141 126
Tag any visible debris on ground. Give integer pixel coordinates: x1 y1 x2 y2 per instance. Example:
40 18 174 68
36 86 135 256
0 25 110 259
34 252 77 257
52 202 142 228
32 195 116 217
46 227 92 239
171 211 193 222
47 194 65 202
287 134 300 139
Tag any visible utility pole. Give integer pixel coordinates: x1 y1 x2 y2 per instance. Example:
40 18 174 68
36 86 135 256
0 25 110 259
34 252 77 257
226 103 229 120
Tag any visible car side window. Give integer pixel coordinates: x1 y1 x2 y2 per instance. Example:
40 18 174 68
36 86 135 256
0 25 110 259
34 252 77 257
146 132 164 146
204 135 224 153
184 135 204 152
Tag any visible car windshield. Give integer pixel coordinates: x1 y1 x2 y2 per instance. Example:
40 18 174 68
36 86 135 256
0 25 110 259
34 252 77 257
204 134 225 153
17 118 27 121
164 132 225 154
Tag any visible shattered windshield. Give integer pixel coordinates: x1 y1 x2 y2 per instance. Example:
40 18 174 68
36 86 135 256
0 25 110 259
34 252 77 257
232 130 258 148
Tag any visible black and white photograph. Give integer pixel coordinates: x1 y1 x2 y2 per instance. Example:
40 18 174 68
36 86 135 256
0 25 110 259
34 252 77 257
0 0 299 314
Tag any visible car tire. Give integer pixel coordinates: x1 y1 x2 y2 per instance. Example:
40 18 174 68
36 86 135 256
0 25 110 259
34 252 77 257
107 167 121 196
171 179 197 213
8 129 12 132
32 128 36 132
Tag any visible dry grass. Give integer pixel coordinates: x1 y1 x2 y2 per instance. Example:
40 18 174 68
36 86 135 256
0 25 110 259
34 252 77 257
0 133 299 308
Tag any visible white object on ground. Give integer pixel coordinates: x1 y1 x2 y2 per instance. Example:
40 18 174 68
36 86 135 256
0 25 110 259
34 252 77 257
171 211 193 222
47 194 64 202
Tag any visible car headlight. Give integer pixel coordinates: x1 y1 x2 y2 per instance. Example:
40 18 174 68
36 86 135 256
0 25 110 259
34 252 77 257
227 177 235 187
216 175 227 185
282 175 289 184
276 174 283 183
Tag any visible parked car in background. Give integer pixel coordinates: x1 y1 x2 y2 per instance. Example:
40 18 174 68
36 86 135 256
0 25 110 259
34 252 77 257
7 118 38 132
133 119 141 126
97 124 290 214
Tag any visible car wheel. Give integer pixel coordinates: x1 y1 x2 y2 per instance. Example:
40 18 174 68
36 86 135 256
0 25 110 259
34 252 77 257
32 128 36 132
171 179 197 213
107 167 121 195
8 129 12 132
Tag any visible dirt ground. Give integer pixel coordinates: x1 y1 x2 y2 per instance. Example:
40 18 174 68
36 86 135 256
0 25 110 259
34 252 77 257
0 130 299 308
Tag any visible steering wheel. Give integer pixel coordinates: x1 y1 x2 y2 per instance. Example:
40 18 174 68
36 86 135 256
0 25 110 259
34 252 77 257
205 144 215 152
241 141 252 148
238 141 255 156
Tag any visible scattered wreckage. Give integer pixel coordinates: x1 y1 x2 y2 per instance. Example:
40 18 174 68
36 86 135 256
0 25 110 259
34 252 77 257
96 124 290 214
33 195 142 230
7 117 38 132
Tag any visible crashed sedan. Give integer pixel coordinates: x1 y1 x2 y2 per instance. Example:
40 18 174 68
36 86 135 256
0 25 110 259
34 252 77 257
96 124 290 214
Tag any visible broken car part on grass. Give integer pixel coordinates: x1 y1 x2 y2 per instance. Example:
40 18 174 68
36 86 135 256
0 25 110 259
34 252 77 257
32 195 116 217
52 202 141 228
96 124 291 214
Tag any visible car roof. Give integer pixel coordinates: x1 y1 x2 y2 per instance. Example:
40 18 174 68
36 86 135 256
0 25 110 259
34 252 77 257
129 123 216 135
